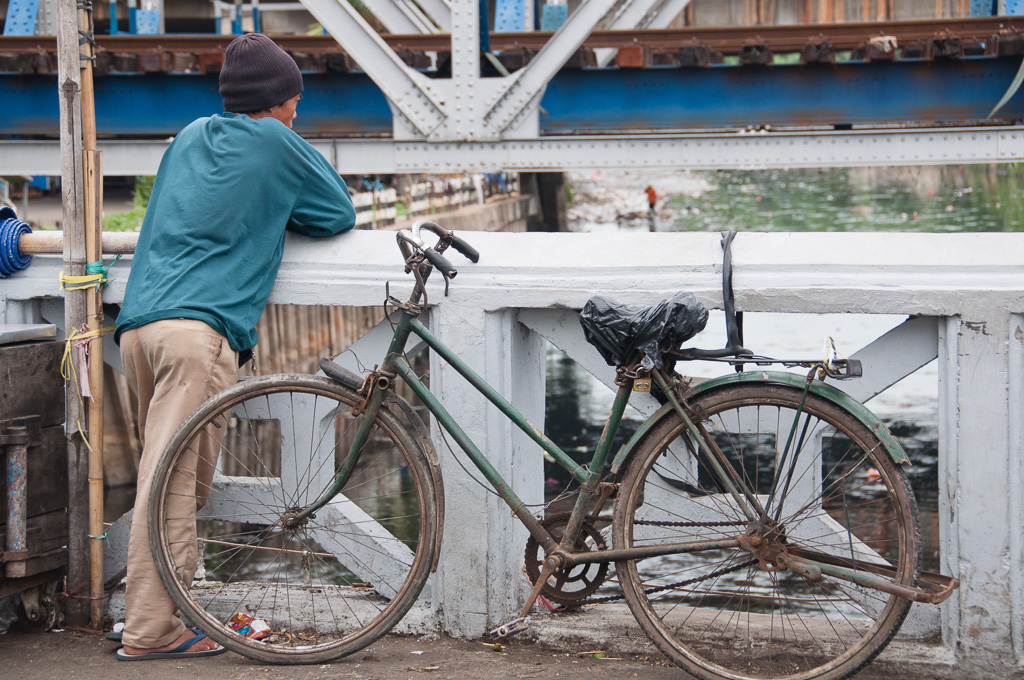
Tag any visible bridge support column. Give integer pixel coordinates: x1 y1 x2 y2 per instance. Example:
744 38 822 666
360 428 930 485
522 172 568 232
939 310 1024 672
429 305 546 636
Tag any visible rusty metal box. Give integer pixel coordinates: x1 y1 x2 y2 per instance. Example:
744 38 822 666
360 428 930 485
0 326 68 590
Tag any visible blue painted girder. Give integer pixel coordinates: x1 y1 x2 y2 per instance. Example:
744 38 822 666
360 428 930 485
2 57 1023 137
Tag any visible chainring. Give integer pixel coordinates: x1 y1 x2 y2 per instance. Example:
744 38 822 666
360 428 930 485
524 512 609 607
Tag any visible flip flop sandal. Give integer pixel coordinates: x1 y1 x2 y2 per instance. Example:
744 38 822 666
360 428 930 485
106 626 201 643
115 632 226 661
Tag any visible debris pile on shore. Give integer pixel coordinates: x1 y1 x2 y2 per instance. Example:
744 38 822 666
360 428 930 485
567 170 712 232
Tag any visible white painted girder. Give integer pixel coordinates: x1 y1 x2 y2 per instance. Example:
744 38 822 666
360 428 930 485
300 0 446 136
7 127 1024 176
362 0 439 34
595 0 692 67
647 0 692 28
414 0 452 31
482 0 621 136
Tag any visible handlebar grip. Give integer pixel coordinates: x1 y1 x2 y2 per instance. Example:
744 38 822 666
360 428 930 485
424 247 458 278
449 234 480 263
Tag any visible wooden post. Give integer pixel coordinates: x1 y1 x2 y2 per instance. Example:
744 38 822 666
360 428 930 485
862 0 871 22
55 0 90 628
56 0 104 629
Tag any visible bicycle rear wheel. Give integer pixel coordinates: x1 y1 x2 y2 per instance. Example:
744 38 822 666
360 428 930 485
148 374 440 664
613 381 920 680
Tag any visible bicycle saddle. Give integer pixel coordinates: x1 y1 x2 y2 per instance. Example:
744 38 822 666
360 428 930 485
579 292 708 371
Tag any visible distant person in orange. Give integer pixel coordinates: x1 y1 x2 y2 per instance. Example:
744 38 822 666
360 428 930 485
645 185 659 212
644 185 661 232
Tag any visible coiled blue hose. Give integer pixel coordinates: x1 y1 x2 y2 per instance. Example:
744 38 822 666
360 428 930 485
0 206 33 278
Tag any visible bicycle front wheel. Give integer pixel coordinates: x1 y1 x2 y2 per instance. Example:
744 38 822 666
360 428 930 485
149 374 440 664
613 381 920 680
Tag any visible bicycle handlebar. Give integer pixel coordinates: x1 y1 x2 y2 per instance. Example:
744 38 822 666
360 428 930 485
412 220 448 243
449 234 480 263
423 247 458 278
395 221 480 300
399 220 480 273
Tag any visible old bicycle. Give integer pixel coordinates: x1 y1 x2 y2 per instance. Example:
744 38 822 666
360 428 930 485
147 222 956 680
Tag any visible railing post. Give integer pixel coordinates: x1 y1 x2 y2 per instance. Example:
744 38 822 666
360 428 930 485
428 304 545 636
938 310 1020 667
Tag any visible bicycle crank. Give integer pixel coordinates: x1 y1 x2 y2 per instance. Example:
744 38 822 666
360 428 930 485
524 513 609 607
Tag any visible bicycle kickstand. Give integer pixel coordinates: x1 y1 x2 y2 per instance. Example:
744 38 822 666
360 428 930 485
489 617 529 641
489 555 560 640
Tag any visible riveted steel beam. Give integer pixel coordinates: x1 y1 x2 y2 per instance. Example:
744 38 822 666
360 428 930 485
300 0 446 136
7 127 1024 176
362 0 439 34
482 0 620 136
595 0 693 66
415 0 452 31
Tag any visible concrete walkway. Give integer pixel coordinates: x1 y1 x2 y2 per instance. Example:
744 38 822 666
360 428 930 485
3 600 954 680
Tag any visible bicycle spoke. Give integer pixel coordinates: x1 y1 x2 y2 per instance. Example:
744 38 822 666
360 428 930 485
615 381 919 680
150 376 438 664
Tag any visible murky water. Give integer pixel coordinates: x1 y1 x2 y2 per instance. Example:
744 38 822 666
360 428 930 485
667 166 1024 233
557 164 1022 577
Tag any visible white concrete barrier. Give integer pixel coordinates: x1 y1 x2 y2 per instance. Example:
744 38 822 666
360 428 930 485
2 230 1023 676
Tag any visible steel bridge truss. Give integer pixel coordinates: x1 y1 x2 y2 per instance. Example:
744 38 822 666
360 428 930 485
5 1 1024 173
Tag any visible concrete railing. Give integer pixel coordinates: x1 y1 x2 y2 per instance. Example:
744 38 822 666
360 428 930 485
2 230 1023 675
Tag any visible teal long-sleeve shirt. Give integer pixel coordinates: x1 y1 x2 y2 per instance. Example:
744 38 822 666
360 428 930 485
115 113 355 352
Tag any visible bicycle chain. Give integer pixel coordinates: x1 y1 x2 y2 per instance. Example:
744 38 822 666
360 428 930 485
635 519 746 528
559 518 750 605
579 558 758 605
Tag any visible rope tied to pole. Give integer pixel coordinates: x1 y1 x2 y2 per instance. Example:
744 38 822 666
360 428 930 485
77 1 97 62
0 206 33 278
86 531 109 548
60 254 121 290
61 324 115 451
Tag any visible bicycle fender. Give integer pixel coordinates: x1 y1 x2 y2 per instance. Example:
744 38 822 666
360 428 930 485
609 370 910 477
320 358 446 573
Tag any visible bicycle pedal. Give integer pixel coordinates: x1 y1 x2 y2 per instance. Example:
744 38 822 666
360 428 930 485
489 617 529 640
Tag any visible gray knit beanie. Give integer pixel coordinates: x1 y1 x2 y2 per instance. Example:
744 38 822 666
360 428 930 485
219 33 303 113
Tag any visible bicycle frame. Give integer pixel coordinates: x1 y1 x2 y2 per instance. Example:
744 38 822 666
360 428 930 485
289 225 958 612
298 299 745 565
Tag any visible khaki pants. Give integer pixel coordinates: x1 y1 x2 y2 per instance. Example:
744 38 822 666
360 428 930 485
119 319 237 649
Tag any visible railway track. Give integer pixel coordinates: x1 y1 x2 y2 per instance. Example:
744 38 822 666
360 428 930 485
2 16 1024 64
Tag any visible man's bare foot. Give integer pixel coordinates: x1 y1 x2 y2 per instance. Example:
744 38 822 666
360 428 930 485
121 628 220 656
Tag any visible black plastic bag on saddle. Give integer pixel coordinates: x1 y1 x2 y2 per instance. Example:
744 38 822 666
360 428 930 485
579 291 709 371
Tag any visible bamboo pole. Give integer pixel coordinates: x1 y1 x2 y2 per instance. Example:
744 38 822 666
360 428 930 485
83 150 105 630
73 0 107 631
55 0 91 629
20 230 137 255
